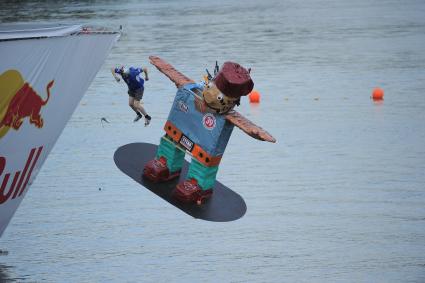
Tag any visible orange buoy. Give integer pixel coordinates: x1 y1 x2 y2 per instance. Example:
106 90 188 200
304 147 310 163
372 87 384 101
249 90 260 103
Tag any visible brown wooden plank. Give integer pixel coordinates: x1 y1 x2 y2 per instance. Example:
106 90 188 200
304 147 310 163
225 111 276 143
149 56 195 88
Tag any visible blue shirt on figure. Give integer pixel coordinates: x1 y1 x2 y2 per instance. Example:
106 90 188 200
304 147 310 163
115 67 145 91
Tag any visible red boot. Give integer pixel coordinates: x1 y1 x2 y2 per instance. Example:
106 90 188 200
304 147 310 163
143 156 180 182
173 179 213 205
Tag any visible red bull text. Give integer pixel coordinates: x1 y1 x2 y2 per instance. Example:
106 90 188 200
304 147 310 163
0 147 43 204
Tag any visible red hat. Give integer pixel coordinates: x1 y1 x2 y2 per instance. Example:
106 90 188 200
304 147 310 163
214 62 254 98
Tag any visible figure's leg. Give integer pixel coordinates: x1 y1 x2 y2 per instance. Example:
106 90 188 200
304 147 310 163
129 92 148 124
128 96 136 112
133 99 151 126
143 136 184 182
128 96 142 120
156 136 185 173
174 158 218 204
186 159 218 191
133 99 147 116
133 89 151 126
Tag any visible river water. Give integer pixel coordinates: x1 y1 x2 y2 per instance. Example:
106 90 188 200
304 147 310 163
1 0 425 282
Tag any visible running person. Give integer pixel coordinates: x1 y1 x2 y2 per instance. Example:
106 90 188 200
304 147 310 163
112 65 151 126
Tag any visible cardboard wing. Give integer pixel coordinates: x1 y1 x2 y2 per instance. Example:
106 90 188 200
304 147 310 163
149 56 194 88
225 111 276 143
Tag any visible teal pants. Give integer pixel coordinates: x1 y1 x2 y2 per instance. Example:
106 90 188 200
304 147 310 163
156 136 219 190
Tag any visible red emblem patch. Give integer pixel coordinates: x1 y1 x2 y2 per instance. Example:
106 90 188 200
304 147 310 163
202 113 216 130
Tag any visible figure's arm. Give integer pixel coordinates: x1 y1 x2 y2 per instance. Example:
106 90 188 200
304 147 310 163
111 67 120 82
143 67 149 81
149 56 194 88
225 111 276 143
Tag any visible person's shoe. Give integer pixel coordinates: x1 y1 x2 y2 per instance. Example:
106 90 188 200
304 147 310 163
133 115 142 122
144 115 151 126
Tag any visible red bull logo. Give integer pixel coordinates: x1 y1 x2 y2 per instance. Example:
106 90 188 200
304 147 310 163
0 70 54 139
0 146 43 204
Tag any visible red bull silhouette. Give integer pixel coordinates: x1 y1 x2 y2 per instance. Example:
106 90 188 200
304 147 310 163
0 70 54 138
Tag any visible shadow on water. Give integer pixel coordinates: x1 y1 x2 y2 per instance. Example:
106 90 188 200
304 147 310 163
0 264 15 283
0 251 22 282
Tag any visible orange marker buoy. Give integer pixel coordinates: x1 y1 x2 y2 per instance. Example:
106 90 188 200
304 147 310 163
372 87 384 101
249 90 260 103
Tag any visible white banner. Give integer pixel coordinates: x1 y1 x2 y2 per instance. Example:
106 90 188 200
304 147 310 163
0 28 119 236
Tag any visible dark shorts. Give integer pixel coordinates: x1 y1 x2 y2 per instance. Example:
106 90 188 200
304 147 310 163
128 88 144 101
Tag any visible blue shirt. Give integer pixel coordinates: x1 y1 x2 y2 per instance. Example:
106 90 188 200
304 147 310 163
115 67 144 91
167 83 234 156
